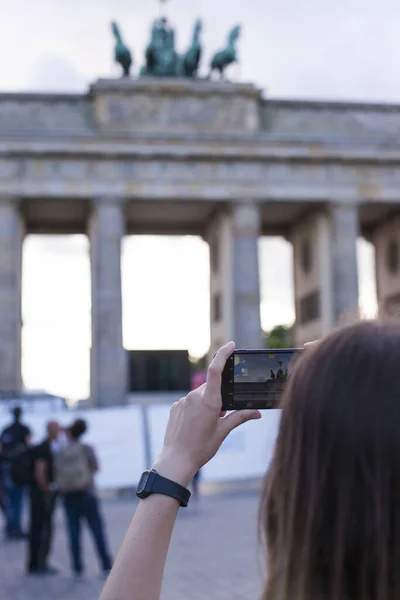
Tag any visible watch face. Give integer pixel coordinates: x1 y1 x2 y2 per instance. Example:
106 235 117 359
137 471 150 495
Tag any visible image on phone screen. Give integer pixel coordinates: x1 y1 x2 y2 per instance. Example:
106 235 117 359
232 350 299 408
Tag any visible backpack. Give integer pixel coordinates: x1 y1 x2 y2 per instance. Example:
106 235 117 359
54 442 92 493
10 448 33 486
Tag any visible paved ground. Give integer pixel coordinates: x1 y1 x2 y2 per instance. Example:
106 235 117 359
0 486 266 600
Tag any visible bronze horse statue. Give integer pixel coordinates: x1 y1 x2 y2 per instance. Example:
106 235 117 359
111 21 132 77
209 25 241 80
179 19 202 78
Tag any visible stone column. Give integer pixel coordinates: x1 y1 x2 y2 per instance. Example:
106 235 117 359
0 199 23 390
292 203 359 346
330 203 360 326
207 202 263 358
89 199 126 407
232 204 263 348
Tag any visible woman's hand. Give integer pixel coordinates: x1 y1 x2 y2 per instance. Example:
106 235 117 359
153 341 261 487
101 342 262 600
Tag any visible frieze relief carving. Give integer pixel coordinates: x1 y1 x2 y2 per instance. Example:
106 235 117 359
90 77 261 134
102 94 255 133
2 156 400 195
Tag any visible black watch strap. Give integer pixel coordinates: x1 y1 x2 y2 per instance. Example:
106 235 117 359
136 469 191 507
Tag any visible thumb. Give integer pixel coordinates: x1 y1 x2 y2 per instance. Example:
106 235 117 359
219 409 261 439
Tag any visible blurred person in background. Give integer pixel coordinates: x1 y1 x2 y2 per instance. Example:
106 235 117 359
55 419 112 579
0 407 31 539
191 470 201 503
28 420 60 575
100 322 400 600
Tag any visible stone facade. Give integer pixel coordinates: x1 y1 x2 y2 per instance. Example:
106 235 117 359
292 204 360 346
373 215 400 317
0 93 93 132
261 100 400 142
0 78 399 404
3 88 400 142
292 212 333 346
91 78 261 135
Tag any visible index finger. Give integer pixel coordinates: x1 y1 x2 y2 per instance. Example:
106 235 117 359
205 341 235 403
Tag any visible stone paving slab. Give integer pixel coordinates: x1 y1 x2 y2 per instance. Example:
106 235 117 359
0 490 265 600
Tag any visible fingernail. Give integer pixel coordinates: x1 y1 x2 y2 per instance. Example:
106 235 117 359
252 410 262 419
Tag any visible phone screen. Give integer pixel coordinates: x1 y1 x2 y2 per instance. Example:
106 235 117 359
232 350 300 408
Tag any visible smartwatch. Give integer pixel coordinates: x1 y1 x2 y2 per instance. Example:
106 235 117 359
136 469 191 507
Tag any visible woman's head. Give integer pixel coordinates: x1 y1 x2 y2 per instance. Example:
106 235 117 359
69 418 87 440
261 320 400 600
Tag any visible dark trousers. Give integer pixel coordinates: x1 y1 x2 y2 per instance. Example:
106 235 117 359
0 480 7 527
28 486 56 572
1 461 24 535
63 491 112 574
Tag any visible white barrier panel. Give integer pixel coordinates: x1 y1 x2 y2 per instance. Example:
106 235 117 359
148 405 281 483
148 405 171 465
13 406 146 491
202 411 281 482
2 403 281 489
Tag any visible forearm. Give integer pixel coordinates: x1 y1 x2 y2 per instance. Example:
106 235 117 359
36 480 50 494
101 495 179 600
100 341 255 600
35 462 50 494
100 457 194 600
36 478 50 494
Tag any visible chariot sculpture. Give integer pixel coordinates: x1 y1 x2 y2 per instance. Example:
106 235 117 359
110 13 242 81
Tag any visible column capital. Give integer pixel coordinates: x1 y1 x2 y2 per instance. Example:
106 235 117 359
232 203 261 238
92 196 127 208
328 199 361 211
89 197 126 237
330 201 360 231
230 197 262 207
0 195 21 206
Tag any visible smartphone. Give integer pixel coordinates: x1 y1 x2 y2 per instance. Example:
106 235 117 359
221 348 303 411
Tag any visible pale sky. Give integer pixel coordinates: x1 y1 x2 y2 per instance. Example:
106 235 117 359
0 0 387 400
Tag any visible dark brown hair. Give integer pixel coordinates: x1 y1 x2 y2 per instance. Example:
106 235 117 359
12 406 22 422
70 418 87 440
261 320 400 600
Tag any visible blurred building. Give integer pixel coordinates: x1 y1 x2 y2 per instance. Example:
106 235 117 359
0 390 68 414
0 78 399 404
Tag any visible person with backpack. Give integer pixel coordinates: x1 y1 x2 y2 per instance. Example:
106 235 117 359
55 419 112 578
28 420 61 575
0 406 31 539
